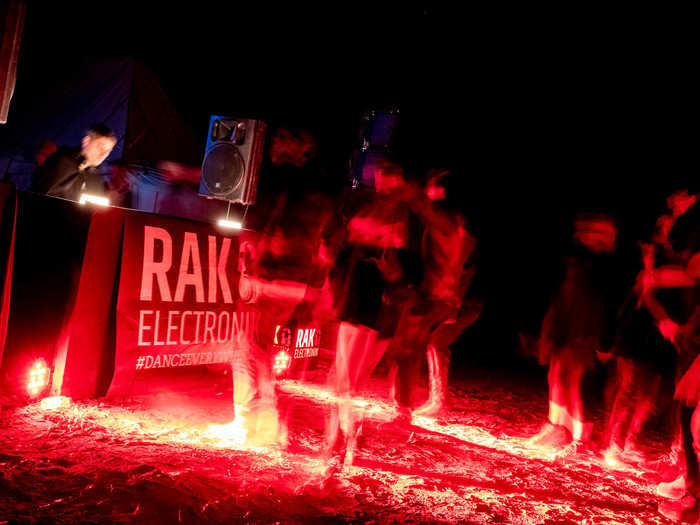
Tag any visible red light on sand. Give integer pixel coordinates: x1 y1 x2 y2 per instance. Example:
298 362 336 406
27 359 50 396
604 451 619 468
273 350 291 375
41 395 71 410
205 417 248 447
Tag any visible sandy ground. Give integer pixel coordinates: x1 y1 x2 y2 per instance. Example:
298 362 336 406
0 362 686 524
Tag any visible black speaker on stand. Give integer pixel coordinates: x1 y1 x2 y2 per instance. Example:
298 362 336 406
199 116 267 205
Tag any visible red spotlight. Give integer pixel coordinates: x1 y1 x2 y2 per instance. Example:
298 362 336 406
27 358 50 397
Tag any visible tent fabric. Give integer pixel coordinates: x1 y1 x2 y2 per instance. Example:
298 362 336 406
0 57 202 190
124 61 202 166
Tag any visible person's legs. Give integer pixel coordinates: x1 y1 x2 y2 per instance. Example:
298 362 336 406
665 401 686 472
326 322 388 468
688 405 700 490
649 349 684 474
658 404 699 500
387 361 399 405
219 337 276 446
246 339 283 446
606 357 636 453
530 355 571 446
231 342 259 421
334 322 362 395
683 404 700 488
414 301 482 417
547 356 567 428
346 328 390 465
624 366 661 459
565 361 590 442
383 297 427 415
657 405 700 522
391 341 422 411
325 322 362 465
412 343 449 417
546 359 593 458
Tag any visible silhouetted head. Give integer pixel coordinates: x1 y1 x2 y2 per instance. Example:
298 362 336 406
669 195 700 255
573 212 617 254
374 155 406 193
667 189 698 218
81 123 116 168
425 168 449 201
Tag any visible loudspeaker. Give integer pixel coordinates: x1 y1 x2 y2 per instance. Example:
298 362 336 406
199 116 267 204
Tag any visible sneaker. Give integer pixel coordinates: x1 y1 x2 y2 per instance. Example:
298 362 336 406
555 440 581 461
529 423 570 447
603 443 624 467
391 406 412 426
529 422 555 444
412 399 446 418
657 475 689 500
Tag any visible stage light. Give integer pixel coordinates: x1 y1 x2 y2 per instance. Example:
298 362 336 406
27 358 49 397
272 350 291 375
79 193 110 206
217 218 242 229
40 396 71 410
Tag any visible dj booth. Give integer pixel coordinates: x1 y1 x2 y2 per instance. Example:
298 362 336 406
0 183 328 403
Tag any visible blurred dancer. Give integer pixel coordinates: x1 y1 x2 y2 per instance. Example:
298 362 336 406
647 191 699 478
228 127 337 447
530 214 616 455
387 169 481 417
324 156 423 471
642 191 700 516
233 198 336 446
603 242 675 465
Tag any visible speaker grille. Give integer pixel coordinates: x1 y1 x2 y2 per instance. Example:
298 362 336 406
201 142 245 196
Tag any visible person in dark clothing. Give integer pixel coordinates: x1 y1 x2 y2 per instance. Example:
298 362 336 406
386 169 481 417
30 123 116 201
530 214 617 456
323 156 423 472
644 192 700 518
603 242 676 466
228 125 338 446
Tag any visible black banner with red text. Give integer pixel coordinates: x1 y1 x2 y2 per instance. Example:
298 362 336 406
107 213 258 395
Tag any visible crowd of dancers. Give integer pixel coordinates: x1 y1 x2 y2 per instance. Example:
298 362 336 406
524 189 700 515
233 129 700 513
26 122 700 513
235 150 480 465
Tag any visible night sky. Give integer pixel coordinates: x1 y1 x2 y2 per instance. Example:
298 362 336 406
9 4 697 365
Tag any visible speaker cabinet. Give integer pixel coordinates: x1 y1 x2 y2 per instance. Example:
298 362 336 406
199 116 267 204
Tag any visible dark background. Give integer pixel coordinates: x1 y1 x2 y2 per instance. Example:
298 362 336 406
7 3 697 367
